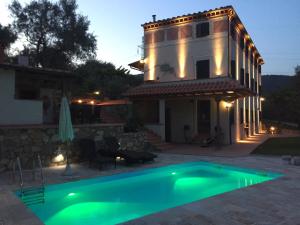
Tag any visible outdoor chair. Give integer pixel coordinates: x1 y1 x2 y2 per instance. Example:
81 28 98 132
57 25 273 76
201 135 217 147
77 139 116 169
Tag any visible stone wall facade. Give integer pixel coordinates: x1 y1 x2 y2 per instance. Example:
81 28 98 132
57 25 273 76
0 124 145 171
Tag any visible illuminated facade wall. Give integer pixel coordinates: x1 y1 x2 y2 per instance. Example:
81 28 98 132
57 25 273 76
229 25 263 142
143 16 229 82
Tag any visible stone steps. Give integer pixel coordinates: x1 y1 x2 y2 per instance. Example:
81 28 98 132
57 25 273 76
144 129 174 151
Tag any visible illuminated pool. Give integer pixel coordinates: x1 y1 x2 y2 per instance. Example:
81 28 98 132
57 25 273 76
20 161 280 225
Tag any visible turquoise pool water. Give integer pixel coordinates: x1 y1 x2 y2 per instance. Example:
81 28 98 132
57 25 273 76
22 161 280 225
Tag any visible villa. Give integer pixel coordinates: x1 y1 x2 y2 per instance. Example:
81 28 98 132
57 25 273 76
127 6 264 145
1 4 300 225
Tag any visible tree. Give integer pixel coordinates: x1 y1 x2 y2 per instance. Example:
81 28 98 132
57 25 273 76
0 24 17 49
263 70 300 128
75 60 143 99
9 0 96 69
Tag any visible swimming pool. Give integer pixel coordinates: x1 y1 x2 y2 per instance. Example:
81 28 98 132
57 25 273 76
20 161 280 225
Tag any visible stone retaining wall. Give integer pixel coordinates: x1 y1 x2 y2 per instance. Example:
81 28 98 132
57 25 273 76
0 124 145 171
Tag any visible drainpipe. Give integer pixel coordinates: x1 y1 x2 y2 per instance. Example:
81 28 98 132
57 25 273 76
227 15 231 78
215 97 222 147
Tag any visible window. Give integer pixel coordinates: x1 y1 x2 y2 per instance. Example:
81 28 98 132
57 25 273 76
230 23 236 41
167 28 178 40
250 53 254 64
240 68 245 85
196 22 209 37
17 89 39 100
255 81 258 93
144 33 153 44
213 20 228 33
240 108 244 124
154 30 165 43
231 60 236 79
245 47 248 58
259 85 262 94
196 60 210 79
240 36 244 50
258 65 262 74
179 25 192 39
251 78 255 91
246 73 250 88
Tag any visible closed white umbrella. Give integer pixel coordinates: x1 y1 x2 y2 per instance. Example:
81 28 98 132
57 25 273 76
59 96 74 176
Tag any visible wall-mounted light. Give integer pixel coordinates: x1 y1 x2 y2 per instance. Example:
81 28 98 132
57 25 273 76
52 147 65 165
53 154 64 163
94 91 100 95
260 97 265 101
77 99 83 104
140 58 147 64
224 102 233 109
224 101 233 145
270 126 276 135
90 100 95 105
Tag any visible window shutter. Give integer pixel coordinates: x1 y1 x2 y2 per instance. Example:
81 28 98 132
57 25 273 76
240 36 244 50
196 60 210 79
231 60 236 79
240 108 244 124
258 65 262 74
251 78 254 91
246 73 250 88
196 22 209 37
230 23 236 41
240 68 245 85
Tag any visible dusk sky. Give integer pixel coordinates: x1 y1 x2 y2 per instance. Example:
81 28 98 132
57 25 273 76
1 0 299 75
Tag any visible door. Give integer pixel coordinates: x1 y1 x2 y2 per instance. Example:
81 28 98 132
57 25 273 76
165 108 171 142
197 100 211 134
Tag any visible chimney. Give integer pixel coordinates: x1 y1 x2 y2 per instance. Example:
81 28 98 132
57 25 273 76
0 44 4 64
152 15 156 22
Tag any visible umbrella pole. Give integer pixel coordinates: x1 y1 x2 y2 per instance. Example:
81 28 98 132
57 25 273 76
63 141 73 176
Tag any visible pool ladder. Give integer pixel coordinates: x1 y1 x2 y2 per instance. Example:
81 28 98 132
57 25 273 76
15 154 45 205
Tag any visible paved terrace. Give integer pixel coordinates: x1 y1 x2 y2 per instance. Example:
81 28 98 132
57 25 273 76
0 133 300 225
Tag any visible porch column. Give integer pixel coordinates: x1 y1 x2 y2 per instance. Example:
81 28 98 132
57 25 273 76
234 99 240 143
159 99 166 141
193 99 198 137
215 97 222 147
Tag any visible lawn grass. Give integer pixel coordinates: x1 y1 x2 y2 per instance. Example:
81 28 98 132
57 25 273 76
251 137 300 156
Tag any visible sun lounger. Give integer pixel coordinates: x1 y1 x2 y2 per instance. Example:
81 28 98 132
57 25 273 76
77 139 116 169
99 136 157 165
201 136 216 147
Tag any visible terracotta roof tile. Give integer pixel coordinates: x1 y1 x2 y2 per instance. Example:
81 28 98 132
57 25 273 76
124 77 254 98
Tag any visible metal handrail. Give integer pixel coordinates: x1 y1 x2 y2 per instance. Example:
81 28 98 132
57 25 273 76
37 154 45 187
16 157 24 196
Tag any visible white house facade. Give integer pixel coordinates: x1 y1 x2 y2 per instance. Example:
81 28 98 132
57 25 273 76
0 63 73 126
126 6 264 145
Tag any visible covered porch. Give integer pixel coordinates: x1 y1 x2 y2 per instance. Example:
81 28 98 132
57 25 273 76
125 77 255 145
